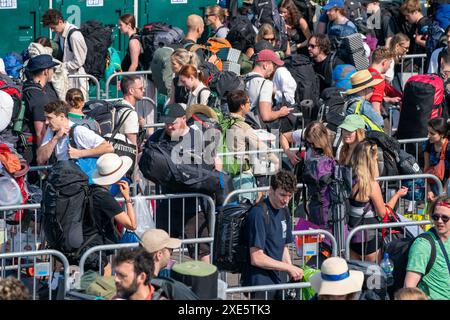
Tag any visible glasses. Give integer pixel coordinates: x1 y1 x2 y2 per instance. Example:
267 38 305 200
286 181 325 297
431 213 450 223
205 14 215 18
263 37 275 41
308 44 318 49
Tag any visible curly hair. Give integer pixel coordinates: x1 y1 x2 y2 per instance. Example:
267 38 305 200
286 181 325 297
270 170 297 193
42 9 64 26
0 277 31 300
280 0 302 27
113 248 154 286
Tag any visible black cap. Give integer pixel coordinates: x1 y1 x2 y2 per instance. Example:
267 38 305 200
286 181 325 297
161 103 186 124
27 54 60 72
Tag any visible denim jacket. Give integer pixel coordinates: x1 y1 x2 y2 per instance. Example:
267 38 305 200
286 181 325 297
345 95 384 130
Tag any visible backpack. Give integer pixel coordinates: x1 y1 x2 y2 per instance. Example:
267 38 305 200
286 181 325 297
207 70 246 110
41 160 97 262
384 230 436 299
104 47 122 83
3 52 23 79
226 15 256 52
426 20 446 57
151 276 199 300
284 54 321 122
213 201 274 273
434 4 450 31
366 130 400 177
67 21 113 80
139 23 184 70
332 33 369 70
82 100 115 136
85 276 116 300
0 74 24 135
346 260 389 300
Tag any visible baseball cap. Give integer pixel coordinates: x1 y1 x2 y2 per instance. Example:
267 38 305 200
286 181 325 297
338 114 366 132
140 229 182 253
161 103 186 124
323 0 345 11
256 49 284 66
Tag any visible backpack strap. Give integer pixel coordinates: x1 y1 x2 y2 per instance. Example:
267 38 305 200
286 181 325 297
429 228 450 275
67 28 81 53
111 105 134 139
68 125 79 149
196 87 211 104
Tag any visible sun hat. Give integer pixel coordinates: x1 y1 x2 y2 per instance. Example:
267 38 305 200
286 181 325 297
91 153 133 186
338 114 366 132
140 229 181 253
310 257 364 296
345 69 384 95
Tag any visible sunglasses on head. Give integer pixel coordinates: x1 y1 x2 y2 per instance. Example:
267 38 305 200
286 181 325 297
431 213 450 223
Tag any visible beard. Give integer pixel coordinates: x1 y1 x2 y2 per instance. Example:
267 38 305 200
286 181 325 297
116 278 139 300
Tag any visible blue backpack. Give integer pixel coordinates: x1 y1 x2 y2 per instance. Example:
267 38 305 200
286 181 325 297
425 21 446 56
3 52 23 79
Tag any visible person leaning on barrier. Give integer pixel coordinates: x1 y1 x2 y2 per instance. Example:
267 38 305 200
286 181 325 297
241 170 303 300
348 141 408 263
405 195 450 300
36 101 113 165
140 228 181 278
309 257 364 300
112 248 155 300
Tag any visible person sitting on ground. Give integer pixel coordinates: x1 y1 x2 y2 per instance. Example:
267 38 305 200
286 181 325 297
394 287 428 300
344 69 385 132
36 101 113 165
310 257 364 300
205 5 229 39
140 228 181 278
65 88 100 134
405 195 450 300
113 248 155 300
241 170 303 300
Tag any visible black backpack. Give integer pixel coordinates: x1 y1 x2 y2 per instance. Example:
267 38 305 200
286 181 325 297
226 15 256 52
151 276 199 300
41 160 97 262
139 23 184 70
365 131 401 177
384 230 436 299
67 21 113 80
213 201 279 274
206 70 246 111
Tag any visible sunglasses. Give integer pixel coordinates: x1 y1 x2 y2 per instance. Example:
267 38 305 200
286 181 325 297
308 44 318 48
431 213 450 223
263 37 275 41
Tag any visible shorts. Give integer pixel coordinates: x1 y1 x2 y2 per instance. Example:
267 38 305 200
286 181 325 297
156 211 211 259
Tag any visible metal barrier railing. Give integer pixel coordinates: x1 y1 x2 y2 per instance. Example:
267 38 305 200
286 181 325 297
105 70 153 99
78 237 213 276
398 137 428 164
225 282 312 300
345 220 432 262
68 74 100 100
399 53 427 89
0 249 70 300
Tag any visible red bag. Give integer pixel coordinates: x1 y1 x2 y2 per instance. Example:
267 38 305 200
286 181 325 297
425 138 448 184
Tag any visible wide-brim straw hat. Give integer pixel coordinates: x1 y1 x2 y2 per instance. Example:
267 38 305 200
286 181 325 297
345 69 384 95
92 153 133 186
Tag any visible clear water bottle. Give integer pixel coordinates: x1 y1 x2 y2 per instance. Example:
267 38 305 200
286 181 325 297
380 252 394 287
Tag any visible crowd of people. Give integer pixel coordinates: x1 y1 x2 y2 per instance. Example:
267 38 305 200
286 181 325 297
0 0 449 301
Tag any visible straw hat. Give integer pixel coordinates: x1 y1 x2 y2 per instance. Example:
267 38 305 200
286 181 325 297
92 153 133 186
310 257 364 296
345 69 384 95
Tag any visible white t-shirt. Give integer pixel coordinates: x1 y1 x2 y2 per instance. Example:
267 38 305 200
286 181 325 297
115 100 139 135
187 82 211 107
427 47 446 74
385 59 395 82
245 72 273 111
41 120 105 161
273 67 297 105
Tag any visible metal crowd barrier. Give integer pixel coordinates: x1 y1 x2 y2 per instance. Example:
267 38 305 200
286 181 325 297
398 137 428 164
344 220 432 263
0 249 70 300
400 54 427 88
225 282 312 300
68 74 100 101
105 70 153 99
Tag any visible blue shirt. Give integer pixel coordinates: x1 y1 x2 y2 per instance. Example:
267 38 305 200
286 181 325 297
242 198 293 286
346 96 384 130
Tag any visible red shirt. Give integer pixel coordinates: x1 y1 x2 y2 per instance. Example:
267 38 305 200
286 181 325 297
368 67 385 104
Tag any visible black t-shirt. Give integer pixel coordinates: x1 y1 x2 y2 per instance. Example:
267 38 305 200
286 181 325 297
173 76 189 104
313 54 345 91
83 185 124 244
374 11 398 47
121 34 142 71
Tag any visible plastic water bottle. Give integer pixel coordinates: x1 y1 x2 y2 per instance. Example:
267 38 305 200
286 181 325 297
380 253 394 287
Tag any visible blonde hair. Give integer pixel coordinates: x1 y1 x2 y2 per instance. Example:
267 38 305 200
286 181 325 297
304 121 333 158
65 88 85 110
256 23 276 42
339 129 366 165
171 48 199 69
350 141 379 201
389 33 410 63
206 5 229 23
394 288 428 300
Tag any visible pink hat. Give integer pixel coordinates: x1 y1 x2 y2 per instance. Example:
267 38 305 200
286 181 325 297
256 49 284 66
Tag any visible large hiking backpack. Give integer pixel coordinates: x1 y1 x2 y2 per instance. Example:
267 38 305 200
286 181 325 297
284 54 320 121
213 201 273 273
0 74 23 134
139 23 184 70
347 260 389 300
3 52 23 79
67 21 113 80
41 160 96 261
425 20 446 57
226 15 256 52
384 230 436 299
82 100 115 136
366 130 400 177
397 74 445 140
207 70 246 111
151 276 200 300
